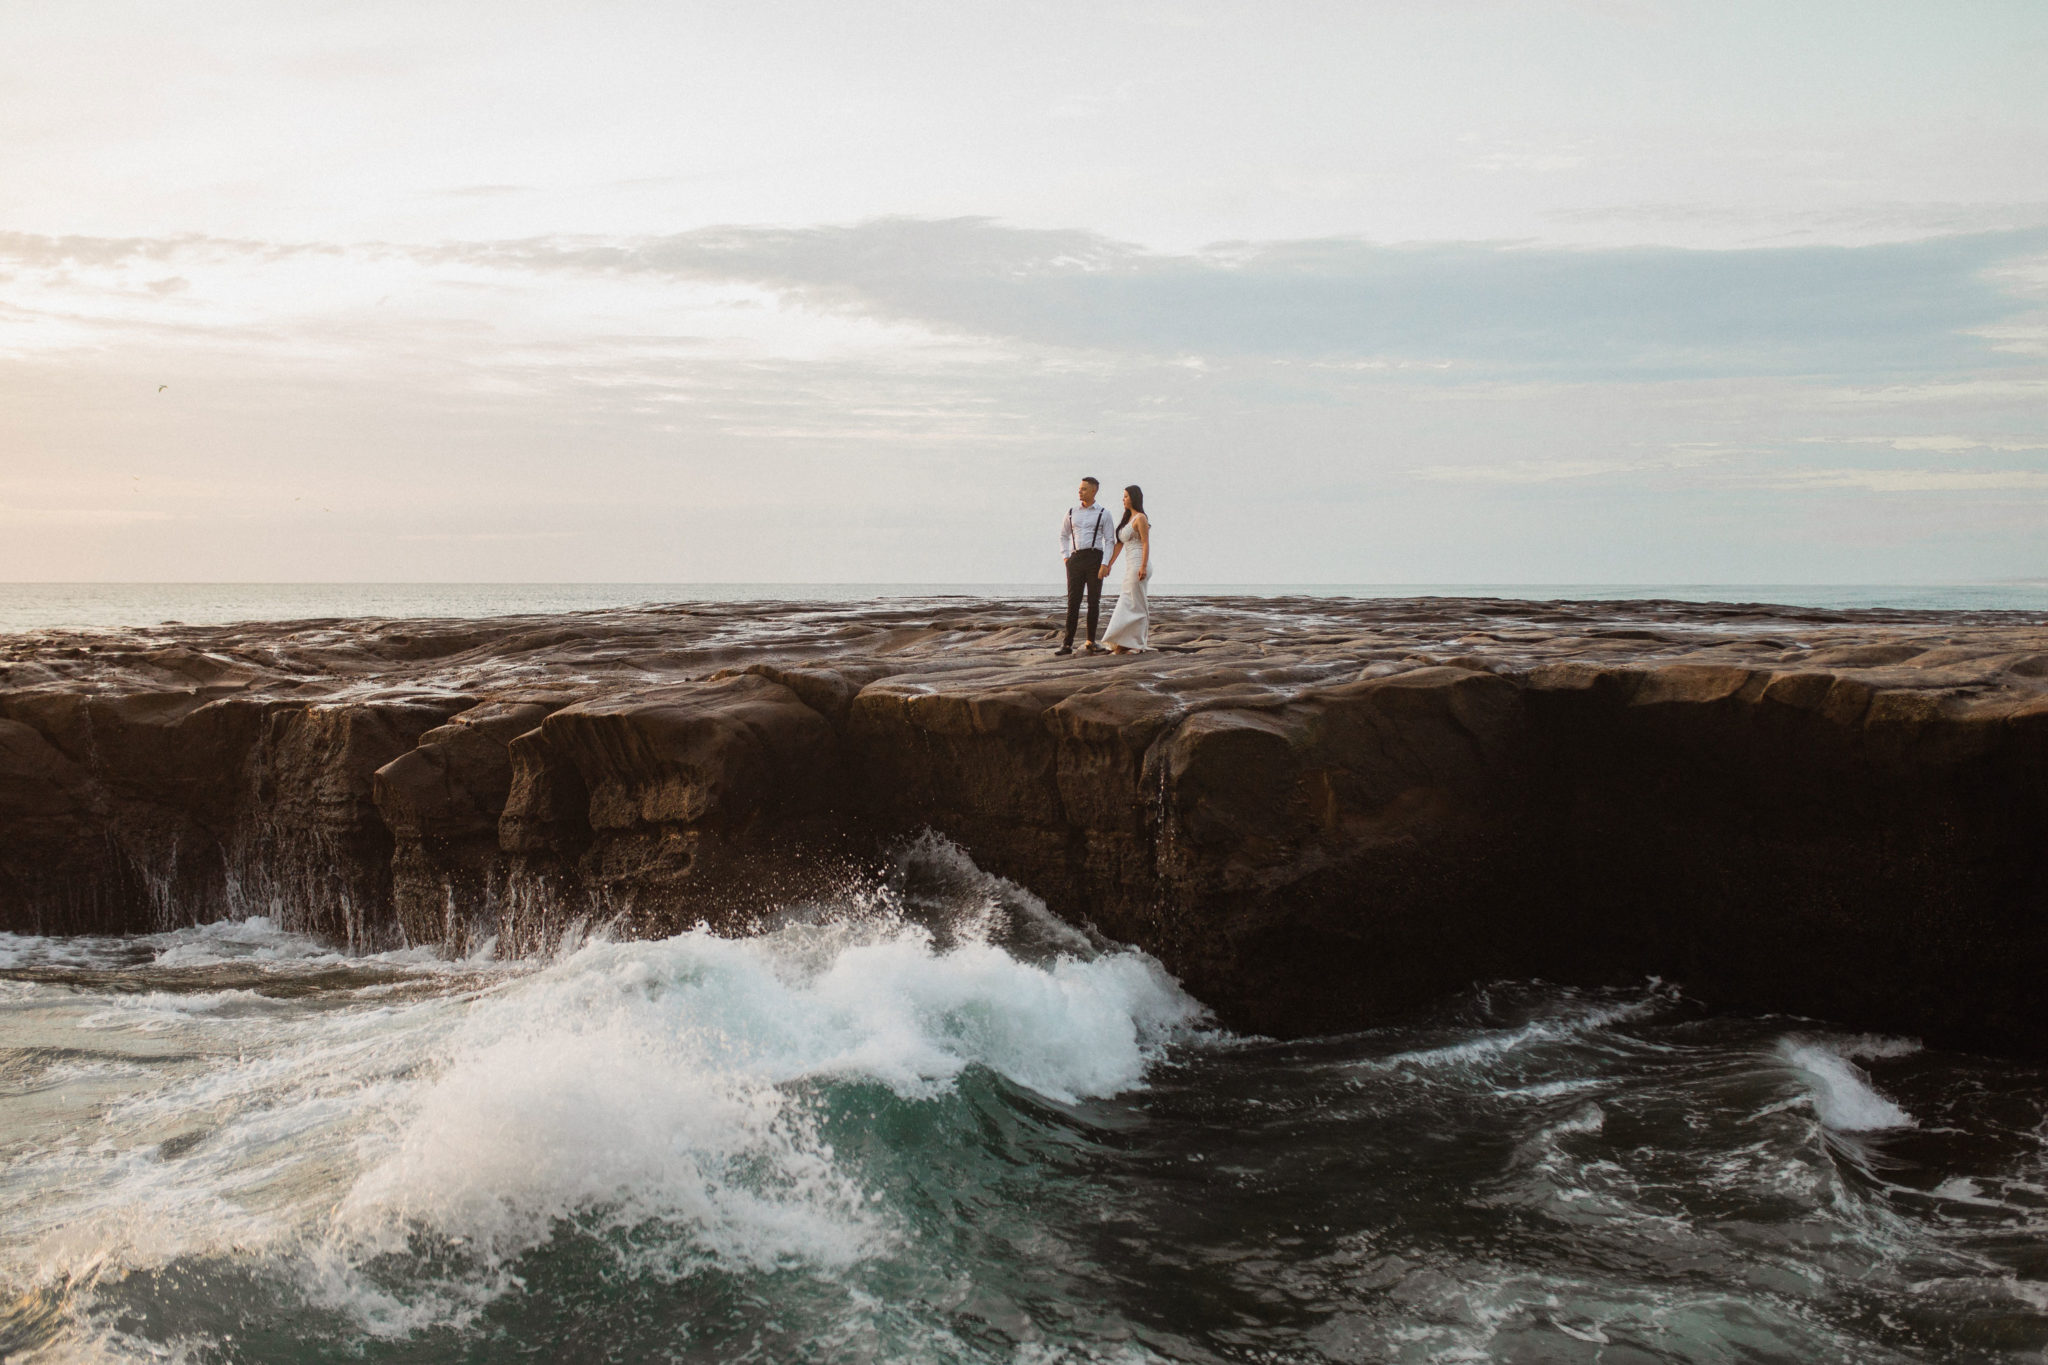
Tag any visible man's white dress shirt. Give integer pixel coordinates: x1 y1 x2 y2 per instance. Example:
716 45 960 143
1061 503 1116 558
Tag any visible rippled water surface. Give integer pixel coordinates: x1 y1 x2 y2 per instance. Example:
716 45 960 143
3 581 2045 632
3 851 2046 1363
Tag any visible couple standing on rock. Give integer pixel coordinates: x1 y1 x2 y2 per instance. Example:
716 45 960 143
1057 476 1152 656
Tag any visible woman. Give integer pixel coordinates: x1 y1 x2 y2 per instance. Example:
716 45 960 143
1099 485 1152 653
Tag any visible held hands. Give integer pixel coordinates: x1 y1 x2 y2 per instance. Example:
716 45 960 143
1098 566 1112 579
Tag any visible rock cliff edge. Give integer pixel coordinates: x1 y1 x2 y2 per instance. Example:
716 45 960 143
4 596 2044 1053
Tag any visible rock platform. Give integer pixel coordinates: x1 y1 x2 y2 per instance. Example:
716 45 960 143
3 595 2045 1052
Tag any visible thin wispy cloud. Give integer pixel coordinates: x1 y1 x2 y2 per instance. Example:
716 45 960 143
9 220 2047 384
441 220 2048 380
1799 435 2048 453
1771 468 2048 493
0 504 175 526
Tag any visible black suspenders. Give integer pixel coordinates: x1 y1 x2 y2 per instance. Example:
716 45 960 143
1074 505 1107 552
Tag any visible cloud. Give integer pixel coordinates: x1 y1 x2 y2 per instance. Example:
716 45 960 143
1407 439 1746 486
1461 134 1592 175
7 219 2046 384
1799 434 2048 453
1551 200 2048 242
0 504 175 525
461 219 2048 381
1411 457 1668 484
391 529 577 542
1825 376 2048 405
1772 468 2048 493
0 231 334 269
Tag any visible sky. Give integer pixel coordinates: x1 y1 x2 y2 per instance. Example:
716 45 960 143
3 0 2046 584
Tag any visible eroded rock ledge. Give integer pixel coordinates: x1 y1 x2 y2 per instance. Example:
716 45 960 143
4 595 2045 1053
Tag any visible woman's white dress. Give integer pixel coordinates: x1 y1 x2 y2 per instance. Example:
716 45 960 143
1101 521 1151 650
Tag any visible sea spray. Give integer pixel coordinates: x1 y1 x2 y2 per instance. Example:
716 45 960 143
325 919 1203 1323
0 865 1208 1349
4 892 2048 1361
1776 1037 1916 1132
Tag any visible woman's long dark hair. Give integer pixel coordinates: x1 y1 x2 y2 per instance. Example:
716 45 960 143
1116 484 1146 535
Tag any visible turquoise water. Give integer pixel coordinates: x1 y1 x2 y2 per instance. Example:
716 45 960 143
2 842 2046 1363
0 581 2044 633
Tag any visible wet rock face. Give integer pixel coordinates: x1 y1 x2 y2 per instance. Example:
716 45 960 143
0 688 469 943
506 675 854 939
250 698 473 947
374 701 556 950
547 675 838 831
1146 667 1540 1036
1518 665 2048 1055
0 717 106 933
2 595 2046 1054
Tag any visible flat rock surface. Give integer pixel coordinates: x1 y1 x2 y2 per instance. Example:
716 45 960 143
5 594 2045 710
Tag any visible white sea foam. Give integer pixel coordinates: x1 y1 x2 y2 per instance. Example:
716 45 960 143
72 987 282 1031
0 932 141 971
146 914 345 966
1777 1039 1914 1131
0 916 477 975
1831 1034 1924 1062
885 829 1102 960
328 921 1202 1306
1363 986 1671 1074
2 906 1203 1342
148 915 474 969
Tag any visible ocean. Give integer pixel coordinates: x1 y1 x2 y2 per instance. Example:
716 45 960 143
2 841 2045 1363
0 581 2045 634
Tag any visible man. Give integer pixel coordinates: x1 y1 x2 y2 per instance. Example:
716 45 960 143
1057 476 1116 655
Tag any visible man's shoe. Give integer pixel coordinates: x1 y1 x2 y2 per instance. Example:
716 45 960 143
1054 645 1074 656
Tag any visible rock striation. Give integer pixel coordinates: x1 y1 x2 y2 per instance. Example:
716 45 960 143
3 595 2045 1054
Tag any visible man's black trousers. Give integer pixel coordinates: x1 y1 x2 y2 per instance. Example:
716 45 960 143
1064 549 1104 647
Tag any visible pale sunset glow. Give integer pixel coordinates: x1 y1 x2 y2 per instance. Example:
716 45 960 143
4 1 2045 582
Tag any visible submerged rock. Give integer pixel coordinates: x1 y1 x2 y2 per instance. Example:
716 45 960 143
1 595 2044 1053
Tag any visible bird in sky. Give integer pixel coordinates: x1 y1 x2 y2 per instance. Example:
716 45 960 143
157 384 167 392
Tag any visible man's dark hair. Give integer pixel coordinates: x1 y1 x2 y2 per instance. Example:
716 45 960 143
1081 476 1100 487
